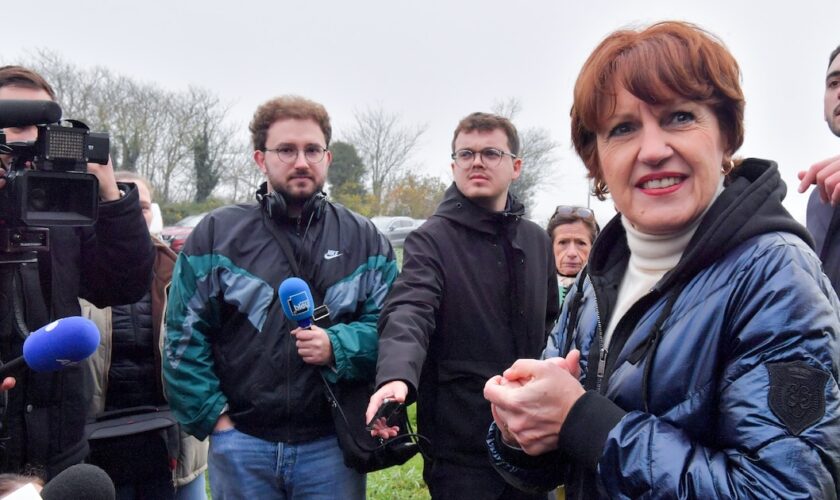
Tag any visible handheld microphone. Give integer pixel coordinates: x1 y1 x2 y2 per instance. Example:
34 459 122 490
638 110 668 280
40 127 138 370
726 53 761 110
0 316 100 378
41 463 115 500
0 100 62 129
278 277 315 328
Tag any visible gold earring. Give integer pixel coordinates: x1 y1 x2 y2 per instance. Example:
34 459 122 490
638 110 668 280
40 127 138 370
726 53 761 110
721 159 734 175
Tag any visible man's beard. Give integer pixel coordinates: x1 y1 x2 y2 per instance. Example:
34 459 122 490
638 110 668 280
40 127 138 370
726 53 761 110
270 181 325 206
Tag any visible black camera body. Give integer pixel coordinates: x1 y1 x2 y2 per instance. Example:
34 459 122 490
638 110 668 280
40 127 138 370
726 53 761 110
0 100 110 253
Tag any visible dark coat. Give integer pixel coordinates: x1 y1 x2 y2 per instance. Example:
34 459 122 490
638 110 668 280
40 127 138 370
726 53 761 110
489 159 840 498
807 188 840 296
377 184 559 467
1 183 154 479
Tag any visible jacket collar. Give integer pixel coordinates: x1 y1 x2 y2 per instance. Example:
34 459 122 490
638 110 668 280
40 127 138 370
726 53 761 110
433 183 524 235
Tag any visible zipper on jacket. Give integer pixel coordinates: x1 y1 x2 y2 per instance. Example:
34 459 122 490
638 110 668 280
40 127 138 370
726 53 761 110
592 287 607 392
594 286 662 395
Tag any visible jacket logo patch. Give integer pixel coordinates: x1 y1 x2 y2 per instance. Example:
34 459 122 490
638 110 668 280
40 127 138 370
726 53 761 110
324 250 342 260
768 361 828 435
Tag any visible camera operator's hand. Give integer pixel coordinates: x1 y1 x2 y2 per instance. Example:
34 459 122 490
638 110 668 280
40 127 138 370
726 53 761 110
87 156 121 202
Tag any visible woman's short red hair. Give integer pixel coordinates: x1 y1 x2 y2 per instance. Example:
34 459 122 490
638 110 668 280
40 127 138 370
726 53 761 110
571 21 745 199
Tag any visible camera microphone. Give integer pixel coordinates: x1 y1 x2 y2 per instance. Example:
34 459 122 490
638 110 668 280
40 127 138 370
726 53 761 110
0 316 100 379
0 100 62 129
41 463 115 500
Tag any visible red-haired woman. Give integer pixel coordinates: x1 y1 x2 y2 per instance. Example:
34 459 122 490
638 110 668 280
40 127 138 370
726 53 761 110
485 21 840 498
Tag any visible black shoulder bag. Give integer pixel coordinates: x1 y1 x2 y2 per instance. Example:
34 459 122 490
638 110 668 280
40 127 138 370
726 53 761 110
264 215 421 473
85 405 180 484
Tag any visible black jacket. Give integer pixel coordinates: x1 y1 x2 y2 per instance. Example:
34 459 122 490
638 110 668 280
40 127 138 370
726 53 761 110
376 184 559 467
1 183 154 479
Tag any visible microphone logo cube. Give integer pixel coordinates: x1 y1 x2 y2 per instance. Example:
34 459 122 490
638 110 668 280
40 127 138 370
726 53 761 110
287 291 311 317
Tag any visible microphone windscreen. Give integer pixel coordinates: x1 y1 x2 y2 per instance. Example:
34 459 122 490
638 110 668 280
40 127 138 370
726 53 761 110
23 316 100 372
40 464 115 500
278 277 315 326
0 100 61 129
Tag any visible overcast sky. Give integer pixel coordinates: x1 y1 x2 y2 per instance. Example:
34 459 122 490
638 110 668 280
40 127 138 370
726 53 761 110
4 0 839 226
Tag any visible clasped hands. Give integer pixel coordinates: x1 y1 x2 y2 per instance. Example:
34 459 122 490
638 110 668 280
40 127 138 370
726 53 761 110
483 349 585 456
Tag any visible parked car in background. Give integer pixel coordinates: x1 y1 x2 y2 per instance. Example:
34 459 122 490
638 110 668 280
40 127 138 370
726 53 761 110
371 216 425 247
161 212 207 252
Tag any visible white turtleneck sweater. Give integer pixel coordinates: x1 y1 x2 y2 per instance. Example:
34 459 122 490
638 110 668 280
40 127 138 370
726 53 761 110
602 180 724 349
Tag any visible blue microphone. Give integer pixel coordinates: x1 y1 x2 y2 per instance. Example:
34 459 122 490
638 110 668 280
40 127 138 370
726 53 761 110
278 277 315 328
0 316 100 377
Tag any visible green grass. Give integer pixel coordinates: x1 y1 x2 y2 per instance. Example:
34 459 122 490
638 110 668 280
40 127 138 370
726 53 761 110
394 246 404 269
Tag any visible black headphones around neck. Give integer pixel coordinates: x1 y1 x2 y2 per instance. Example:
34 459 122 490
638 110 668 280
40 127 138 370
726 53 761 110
258 183 327 224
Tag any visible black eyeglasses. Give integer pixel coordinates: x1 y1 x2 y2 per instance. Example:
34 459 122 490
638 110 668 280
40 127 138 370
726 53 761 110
451 148 517 168
552 206 595 222
264 144 328 165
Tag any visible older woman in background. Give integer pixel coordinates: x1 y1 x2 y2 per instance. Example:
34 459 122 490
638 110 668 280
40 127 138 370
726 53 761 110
484 21 840 498
546 206 599 304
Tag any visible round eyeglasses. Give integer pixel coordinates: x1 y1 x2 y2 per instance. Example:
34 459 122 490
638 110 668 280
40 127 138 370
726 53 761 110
264 145 328 165
451 148 517 168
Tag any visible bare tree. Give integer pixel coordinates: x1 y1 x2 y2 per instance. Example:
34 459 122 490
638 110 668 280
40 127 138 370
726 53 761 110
143 92 195 202
492 98 560 215
182 87 238 202
22 51 245 204
28 52 187 198
221 142 263 202
345 107 426 214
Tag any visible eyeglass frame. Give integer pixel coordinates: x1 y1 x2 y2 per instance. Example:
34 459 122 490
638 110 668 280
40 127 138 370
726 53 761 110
263 144 329 165
450 147 518 168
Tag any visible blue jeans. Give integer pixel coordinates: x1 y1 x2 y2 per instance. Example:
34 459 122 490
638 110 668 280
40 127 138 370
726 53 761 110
175 473 208 500
208 428 364 500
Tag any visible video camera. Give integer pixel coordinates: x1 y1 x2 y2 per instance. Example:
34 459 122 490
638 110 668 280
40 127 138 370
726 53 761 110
0 99 109 253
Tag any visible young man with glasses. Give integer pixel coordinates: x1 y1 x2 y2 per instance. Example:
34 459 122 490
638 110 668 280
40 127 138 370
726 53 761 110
546 206 600 303
367 112 559 499
164 96 396 499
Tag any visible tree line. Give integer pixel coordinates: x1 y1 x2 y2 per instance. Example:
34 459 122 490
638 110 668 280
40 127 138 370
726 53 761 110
14 51 558 222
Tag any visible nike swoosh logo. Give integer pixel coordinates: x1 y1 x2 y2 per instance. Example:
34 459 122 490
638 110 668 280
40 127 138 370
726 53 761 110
324 251 343 260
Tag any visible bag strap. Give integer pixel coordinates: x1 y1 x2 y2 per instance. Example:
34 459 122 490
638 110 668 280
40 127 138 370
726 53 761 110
262 215 303 278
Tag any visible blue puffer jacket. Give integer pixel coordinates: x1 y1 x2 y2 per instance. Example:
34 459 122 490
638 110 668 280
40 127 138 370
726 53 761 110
488 159 840 498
